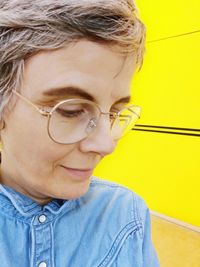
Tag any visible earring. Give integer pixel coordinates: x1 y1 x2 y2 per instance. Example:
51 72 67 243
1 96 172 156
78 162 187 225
0 120 5 130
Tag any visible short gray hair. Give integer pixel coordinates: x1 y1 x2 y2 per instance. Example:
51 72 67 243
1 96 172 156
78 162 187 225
0 0 146 120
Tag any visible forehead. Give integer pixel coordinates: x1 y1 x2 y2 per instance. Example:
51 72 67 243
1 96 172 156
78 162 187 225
22 40 137 104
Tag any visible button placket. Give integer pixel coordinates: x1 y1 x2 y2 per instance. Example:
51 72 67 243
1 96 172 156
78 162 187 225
31 213 52 267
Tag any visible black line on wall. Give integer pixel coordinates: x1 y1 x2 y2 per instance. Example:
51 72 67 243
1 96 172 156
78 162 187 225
135 124 200 132
147 29 200 43
132 128 200 137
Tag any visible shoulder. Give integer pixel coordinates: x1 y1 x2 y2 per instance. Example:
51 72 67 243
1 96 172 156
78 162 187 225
78 176 150 231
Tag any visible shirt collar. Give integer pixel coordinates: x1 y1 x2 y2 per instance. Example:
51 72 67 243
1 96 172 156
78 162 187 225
0 183 71 217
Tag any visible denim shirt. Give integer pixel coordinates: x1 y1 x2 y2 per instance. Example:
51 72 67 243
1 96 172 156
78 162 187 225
0 176 160 267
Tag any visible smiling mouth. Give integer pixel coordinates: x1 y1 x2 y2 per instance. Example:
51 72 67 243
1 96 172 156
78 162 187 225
61 165 94 179
62 166 93 171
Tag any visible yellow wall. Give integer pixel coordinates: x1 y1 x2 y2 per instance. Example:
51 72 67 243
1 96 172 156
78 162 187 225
94 1 200 227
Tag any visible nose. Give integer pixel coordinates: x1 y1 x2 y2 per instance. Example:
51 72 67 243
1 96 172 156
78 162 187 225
79 115 117 157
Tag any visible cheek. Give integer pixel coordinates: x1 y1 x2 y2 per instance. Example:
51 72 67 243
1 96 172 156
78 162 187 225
21 128 67 169
3 105 77 174
4 108 59 164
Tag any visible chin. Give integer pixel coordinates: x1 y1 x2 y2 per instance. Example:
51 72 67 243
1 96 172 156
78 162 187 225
55 179 91 200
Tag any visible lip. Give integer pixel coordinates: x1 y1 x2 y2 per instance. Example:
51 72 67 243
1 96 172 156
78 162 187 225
61 166 94 180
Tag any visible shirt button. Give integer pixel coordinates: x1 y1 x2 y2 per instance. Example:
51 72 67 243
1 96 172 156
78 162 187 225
38 262 47 267
38 214 47 223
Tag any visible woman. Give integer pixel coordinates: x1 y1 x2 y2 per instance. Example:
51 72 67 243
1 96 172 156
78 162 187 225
0 1 159 266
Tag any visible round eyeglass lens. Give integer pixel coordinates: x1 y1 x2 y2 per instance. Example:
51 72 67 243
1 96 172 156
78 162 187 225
48 99 100 144
111 106 141 140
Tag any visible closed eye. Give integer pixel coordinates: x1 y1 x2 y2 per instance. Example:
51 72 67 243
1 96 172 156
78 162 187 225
56 108 85 118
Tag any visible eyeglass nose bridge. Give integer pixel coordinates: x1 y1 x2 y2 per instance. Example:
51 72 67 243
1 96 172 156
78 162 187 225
86 110 118 132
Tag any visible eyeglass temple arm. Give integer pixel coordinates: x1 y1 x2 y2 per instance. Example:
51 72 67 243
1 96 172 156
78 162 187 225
128 107 141 118
12 90 49 117
115 107 141 119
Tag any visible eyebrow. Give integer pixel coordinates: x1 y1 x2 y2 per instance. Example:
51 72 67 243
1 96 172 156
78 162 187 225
42 86 132 105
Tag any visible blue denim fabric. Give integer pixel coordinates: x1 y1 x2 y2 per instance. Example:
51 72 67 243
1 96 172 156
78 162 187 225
0 176 160 267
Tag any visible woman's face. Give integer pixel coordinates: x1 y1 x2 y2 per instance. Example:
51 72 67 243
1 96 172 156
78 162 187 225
0 40 137 204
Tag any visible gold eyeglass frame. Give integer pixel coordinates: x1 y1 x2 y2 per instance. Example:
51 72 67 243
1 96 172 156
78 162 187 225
12 89 141 144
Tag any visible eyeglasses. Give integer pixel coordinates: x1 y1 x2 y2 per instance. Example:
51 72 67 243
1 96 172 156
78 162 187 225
12 90 141 144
